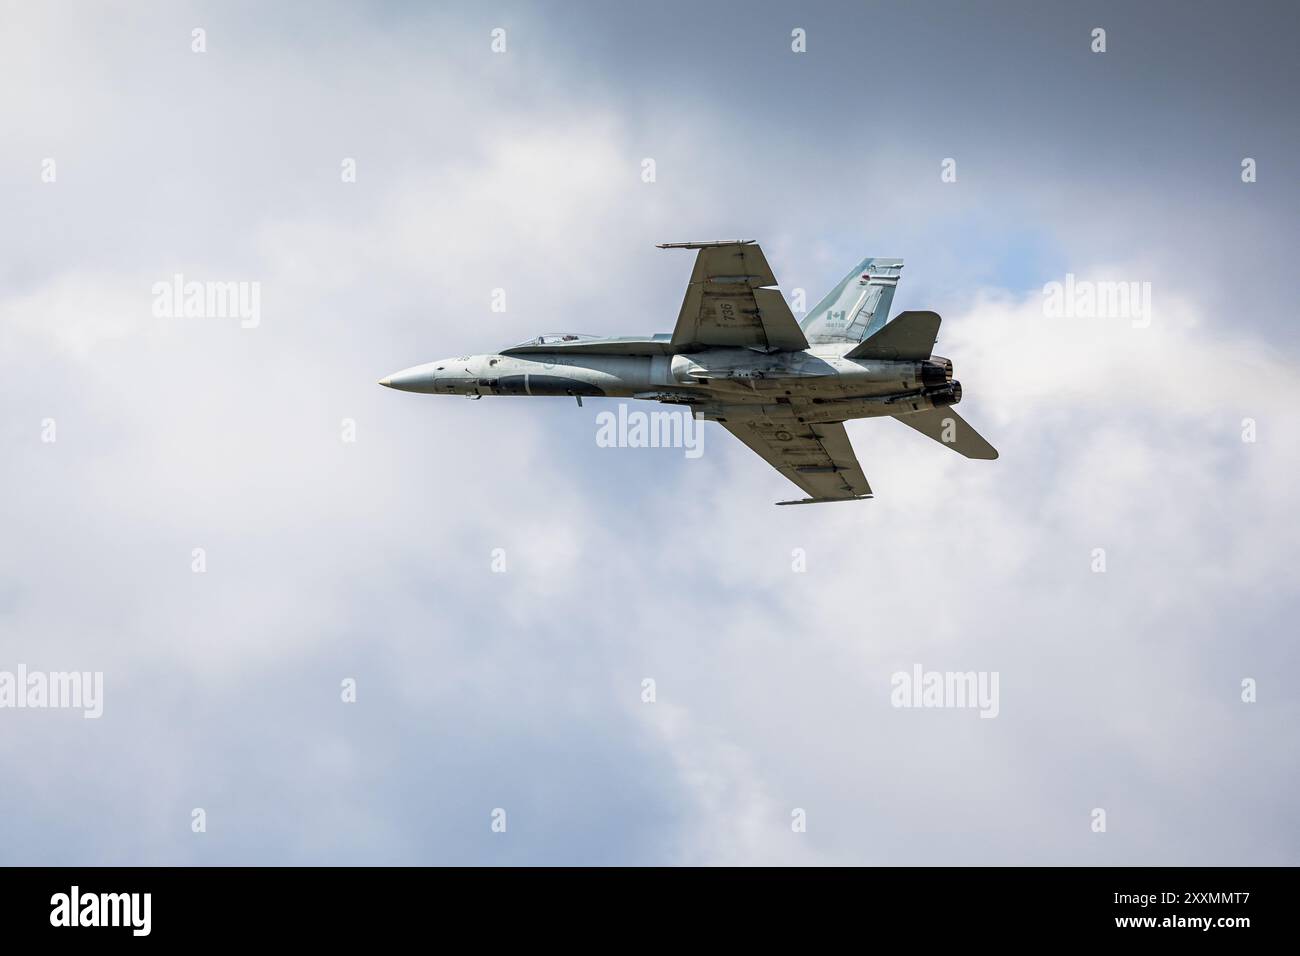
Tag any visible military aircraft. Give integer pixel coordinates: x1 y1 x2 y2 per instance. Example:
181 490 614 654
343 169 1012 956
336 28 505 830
380 240 997 504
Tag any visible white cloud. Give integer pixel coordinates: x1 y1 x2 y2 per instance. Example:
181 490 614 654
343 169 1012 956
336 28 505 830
1 0 1295 866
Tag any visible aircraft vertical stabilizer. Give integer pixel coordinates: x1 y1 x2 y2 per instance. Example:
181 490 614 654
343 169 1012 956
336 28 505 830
801 257 903 344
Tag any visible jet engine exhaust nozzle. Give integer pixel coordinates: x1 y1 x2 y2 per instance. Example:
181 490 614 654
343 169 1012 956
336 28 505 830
927 381 962 407
918 360 951 387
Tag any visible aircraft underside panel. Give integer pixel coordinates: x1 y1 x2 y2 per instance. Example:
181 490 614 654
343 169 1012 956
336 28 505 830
717 417 872 504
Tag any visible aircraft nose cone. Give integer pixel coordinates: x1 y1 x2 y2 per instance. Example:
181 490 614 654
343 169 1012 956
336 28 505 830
378 363 443 393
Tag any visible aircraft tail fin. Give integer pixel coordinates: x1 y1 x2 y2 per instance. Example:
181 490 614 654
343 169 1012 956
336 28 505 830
893 407 998 460
844 310 940 361
800 257 902 344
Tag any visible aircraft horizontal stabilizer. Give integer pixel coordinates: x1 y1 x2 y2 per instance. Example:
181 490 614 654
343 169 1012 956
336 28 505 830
893 407 998 459
844 310 941 361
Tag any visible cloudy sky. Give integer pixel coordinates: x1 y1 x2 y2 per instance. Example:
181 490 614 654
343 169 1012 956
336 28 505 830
1 0 1297 865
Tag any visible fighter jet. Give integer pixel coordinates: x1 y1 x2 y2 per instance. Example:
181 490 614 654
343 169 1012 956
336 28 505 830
380 240 997 504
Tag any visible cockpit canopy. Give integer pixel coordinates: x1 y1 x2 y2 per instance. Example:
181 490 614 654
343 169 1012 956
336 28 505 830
511 332 602 347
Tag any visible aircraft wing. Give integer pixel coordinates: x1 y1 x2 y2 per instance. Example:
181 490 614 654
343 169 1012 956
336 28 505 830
717 417 873 505
659 240 810 352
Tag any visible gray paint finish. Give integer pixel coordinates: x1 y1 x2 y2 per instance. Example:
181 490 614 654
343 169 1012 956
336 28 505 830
382 242 997 504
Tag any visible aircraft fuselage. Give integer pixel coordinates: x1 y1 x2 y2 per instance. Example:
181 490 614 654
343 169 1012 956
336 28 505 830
380 344 960 423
